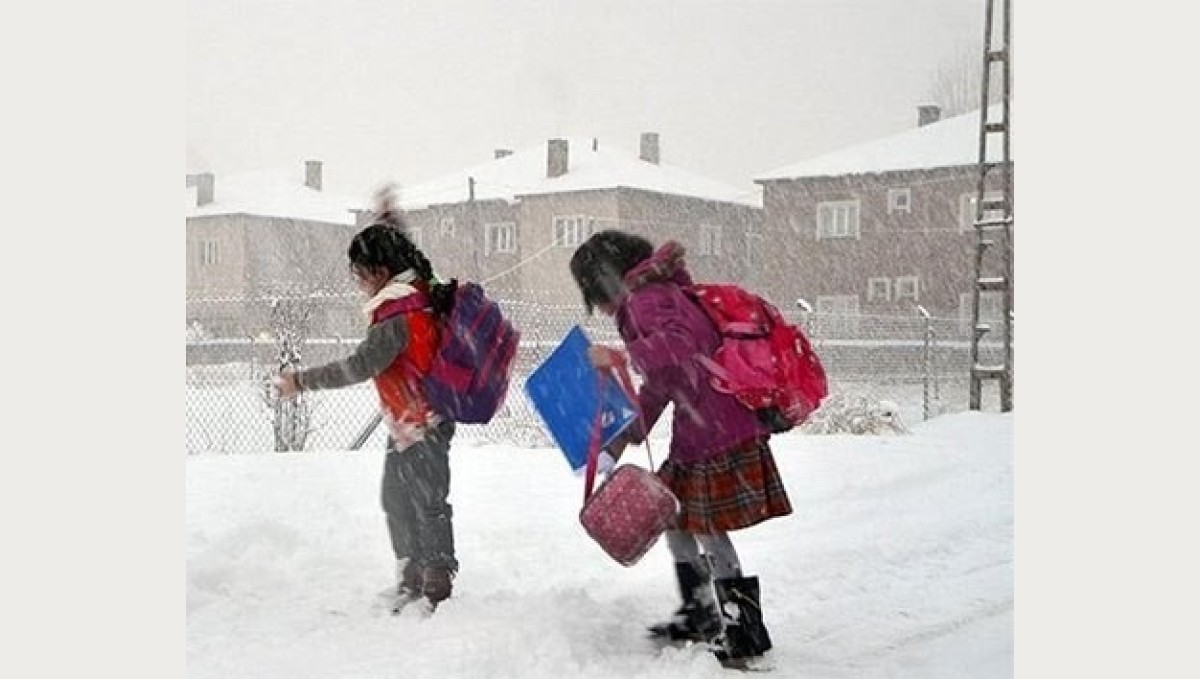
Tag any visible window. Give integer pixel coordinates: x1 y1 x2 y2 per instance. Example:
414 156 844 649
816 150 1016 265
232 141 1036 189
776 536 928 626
485 222 516 254
887 188 911 215
200 240 219 266
959 191 1005 231
816 295 859 315
439 217 455 237
554 215 592 247
895 275 919 302
699 224 722 256
867 277 891 302
817 200 860 239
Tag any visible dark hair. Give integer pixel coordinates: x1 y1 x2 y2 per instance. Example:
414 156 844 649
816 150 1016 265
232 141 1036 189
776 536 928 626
349 219 457 315
568 230 655 314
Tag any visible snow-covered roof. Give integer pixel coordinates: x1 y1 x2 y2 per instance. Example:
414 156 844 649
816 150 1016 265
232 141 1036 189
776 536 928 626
184 165 366 226
395 138 762 210
755 104 1010 182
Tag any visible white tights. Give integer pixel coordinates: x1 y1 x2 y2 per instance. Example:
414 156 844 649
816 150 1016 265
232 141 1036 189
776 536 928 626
664 529 742 579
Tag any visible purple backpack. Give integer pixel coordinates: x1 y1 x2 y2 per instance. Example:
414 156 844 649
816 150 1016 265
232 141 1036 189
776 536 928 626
399 281 520 424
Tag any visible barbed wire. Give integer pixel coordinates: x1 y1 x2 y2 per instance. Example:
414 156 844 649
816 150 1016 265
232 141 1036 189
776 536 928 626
480 242 560 284
185 298 1009 455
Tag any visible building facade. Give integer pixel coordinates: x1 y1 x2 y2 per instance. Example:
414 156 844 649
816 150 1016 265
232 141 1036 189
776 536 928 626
754 105 1012 330
394 134 764 309
185 161 364 341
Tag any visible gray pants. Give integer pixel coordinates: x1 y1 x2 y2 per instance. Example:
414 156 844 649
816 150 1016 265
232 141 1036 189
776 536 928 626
381 421 458 573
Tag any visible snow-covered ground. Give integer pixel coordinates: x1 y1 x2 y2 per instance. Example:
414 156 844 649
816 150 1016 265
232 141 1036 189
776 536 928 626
186 412 1012 678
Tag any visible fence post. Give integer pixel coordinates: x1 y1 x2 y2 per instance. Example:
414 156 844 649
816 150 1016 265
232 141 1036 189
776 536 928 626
349 412 383 451
917 305 933 421
795 297 814 338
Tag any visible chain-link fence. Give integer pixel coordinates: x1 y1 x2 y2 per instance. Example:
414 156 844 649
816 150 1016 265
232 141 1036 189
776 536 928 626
185 295 1010 455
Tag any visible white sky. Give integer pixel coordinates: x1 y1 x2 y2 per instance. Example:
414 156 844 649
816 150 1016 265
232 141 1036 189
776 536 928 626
187 0 987 199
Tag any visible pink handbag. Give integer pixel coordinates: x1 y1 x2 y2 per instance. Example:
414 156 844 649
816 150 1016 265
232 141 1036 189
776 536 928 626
578 362 678 567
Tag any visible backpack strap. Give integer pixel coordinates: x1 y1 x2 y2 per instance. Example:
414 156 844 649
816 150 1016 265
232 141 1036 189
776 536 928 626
373 292 431 323
683 284 771 338
692 353 734 393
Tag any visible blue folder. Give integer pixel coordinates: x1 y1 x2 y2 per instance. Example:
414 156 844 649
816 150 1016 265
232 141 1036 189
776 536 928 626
524 326 638 471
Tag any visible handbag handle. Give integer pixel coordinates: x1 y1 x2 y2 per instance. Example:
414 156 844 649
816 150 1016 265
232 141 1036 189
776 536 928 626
582 356 656 502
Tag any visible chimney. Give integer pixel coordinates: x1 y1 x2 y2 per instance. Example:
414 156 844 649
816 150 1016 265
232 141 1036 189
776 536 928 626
917 105 941 127
186 172 215 206
639 132 660 164
547 138 569 178
305 160 323 190
494 149 513 159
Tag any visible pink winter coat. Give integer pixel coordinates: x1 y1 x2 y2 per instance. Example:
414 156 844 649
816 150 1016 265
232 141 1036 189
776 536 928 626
613 242 770 465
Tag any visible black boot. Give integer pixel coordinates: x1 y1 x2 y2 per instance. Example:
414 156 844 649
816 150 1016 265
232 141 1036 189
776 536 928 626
714 575 772 663
386 558 426 614
648 562 723 642
397 558 423 599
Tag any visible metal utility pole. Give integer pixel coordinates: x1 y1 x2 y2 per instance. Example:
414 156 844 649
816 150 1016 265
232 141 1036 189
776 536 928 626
968 0 1014 412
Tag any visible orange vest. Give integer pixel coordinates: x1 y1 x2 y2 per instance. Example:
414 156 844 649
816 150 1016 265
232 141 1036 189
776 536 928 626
371 295 439 442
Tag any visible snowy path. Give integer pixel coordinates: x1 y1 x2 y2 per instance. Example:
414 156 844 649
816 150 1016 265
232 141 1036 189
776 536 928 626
187 412 1012 678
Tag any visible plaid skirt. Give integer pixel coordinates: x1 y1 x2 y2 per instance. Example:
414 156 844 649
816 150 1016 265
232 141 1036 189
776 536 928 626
656 438 793 534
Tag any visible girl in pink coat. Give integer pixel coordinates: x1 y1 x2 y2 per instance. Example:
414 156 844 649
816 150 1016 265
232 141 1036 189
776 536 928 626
570 230 792 666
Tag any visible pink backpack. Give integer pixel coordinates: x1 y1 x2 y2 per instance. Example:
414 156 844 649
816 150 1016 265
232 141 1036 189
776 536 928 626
686 283 829 432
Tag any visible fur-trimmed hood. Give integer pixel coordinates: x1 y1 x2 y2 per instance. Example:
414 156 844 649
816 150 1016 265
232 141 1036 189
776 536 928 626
362 269 421 319
622 240 694 291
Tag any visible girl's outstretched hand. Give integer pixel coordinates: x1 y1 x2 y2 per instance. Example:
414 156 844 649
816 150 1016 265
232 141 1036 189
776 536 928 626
596 450 617 478
273 369 301 400
587 345 626 370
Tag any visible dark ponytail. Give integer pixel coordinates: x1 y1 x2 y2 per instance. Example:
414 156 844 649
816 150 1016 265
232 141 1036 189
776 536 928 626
427 278 458 317
390 231 458 315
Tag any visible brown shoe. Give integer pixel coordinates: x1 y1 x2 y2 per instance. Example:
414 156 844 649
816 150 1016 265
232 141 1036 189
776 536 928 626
398 559 423 598
422 566 455 604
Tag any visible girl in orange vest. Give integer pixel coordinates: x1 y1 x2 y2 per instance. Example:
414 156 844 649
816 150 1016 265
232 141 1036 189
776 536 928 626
275 214 458 613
